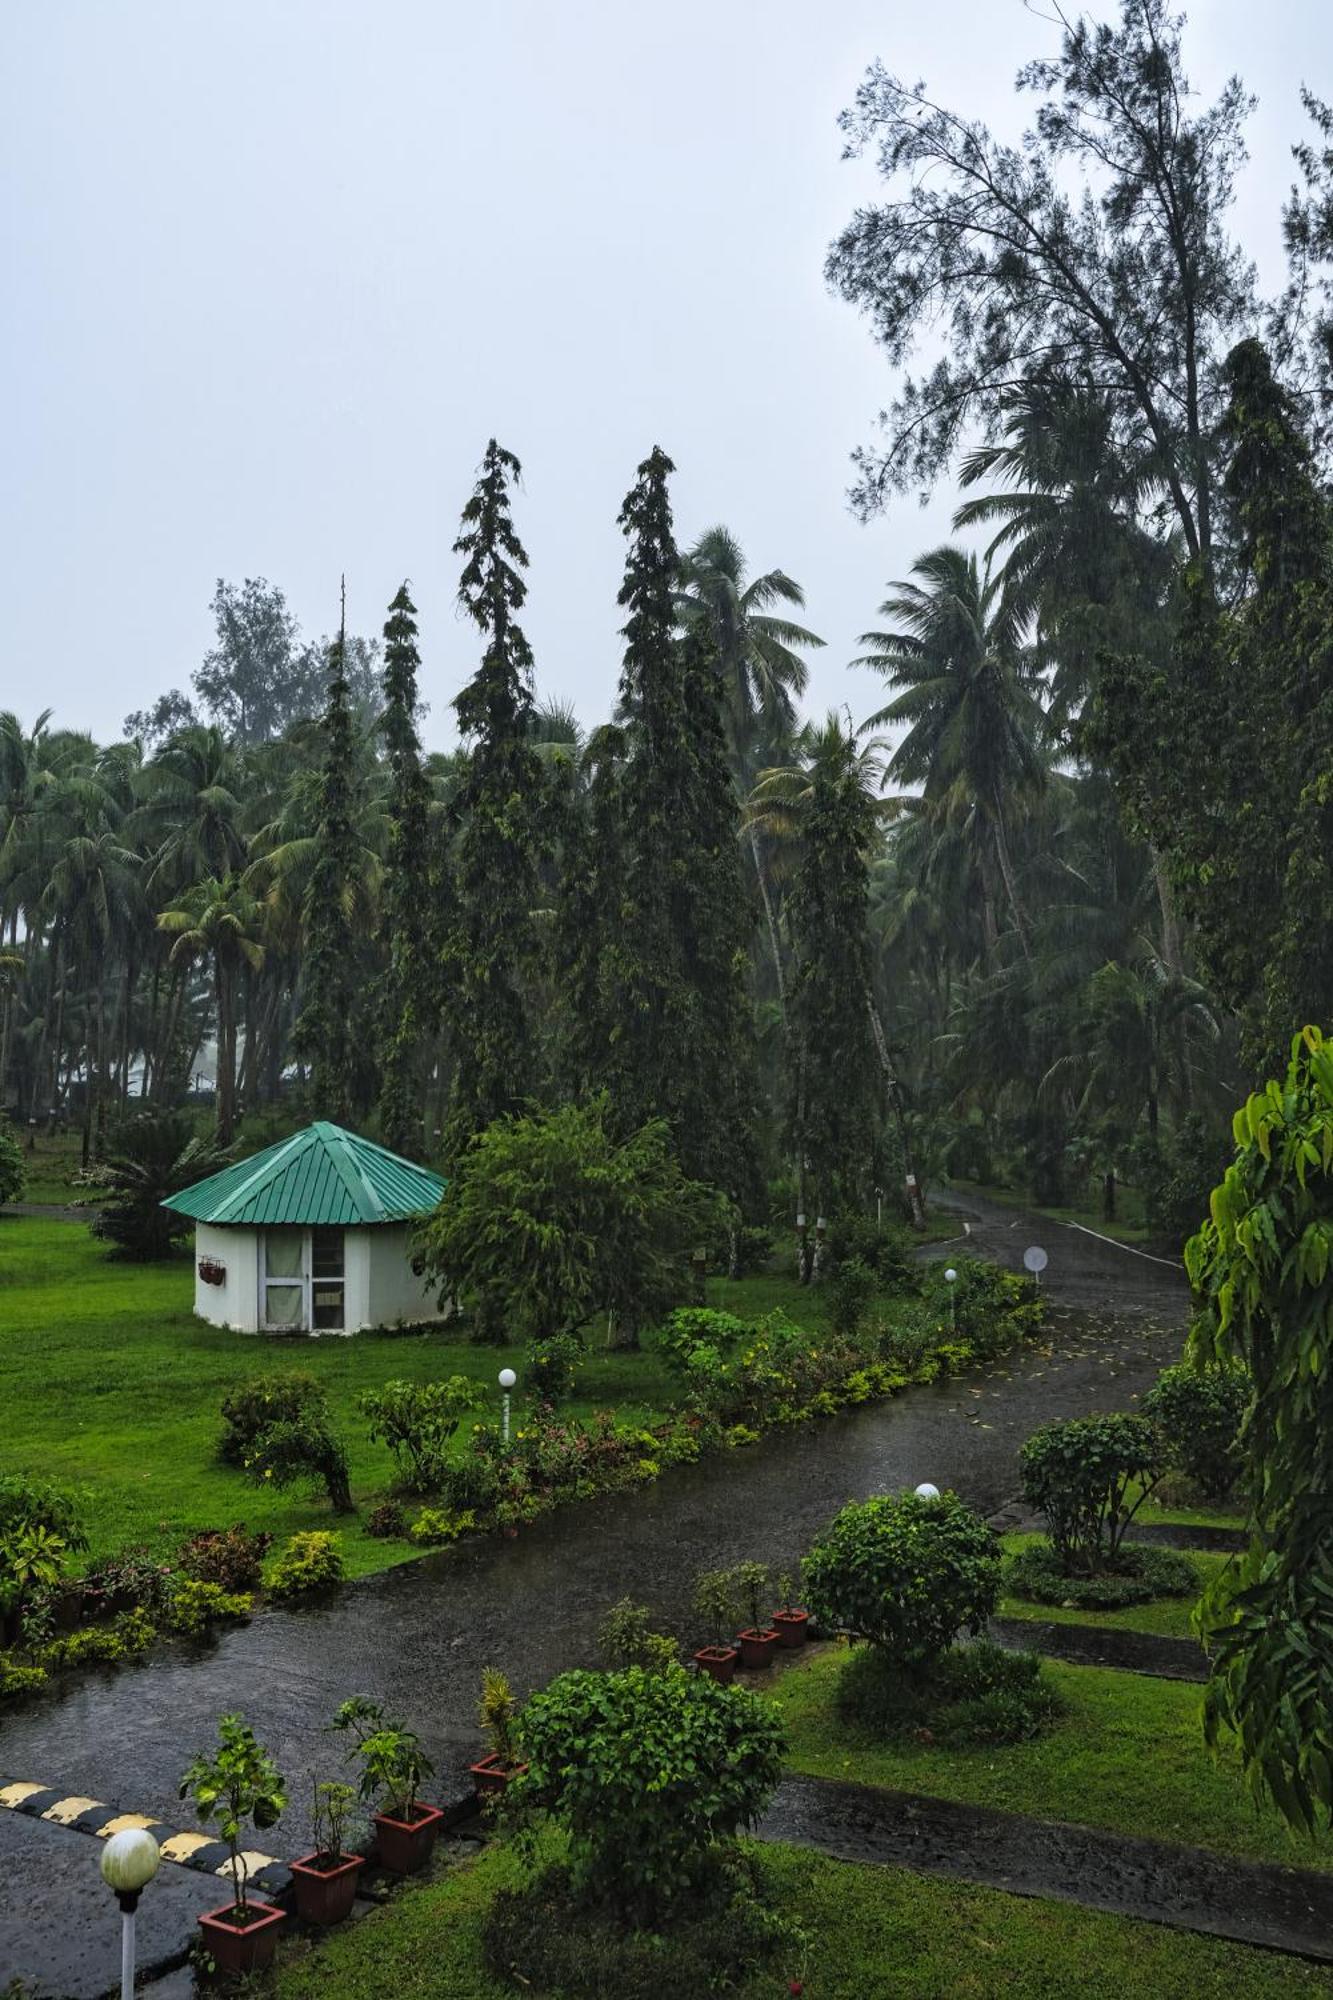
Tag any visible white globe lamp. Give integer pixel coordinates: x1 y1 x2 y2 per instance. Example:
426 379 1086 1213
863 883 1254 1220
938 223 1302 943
100 1828 160 1999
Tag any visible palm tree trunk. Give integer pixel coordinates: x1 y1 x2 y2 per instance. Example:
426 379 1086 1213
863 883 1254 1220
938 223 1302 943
215 957 234 1144
864 983 927 1229
749 828 786 1016
992 819 1032 965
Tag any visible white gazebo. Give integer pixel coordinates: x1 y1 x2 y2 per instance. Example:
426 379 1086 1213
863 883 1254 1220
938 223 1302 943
164 1121 446 1335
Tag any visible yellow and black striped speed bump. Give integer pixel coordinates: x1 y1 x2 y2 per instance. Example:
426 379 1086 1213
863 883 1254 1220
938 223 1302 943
0 1779 291 1898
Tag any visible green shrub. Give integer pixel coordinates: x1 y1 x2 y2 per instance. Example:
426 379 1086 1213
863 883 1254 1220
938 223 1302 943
595 1598 678 1674
803 1491 1000 1671
265 1531 345 1599
177 1525 272 1593
1018 1413 1165 1575
79 1547 175 1621
512 1665 786 1924
42 1608 157 1670
524 1330 585 1405
408 1507 476 1546
243 1408 353 1514
827 1213 912 1285
828 1257 878 1340
91 1115 231 1260
219 1374 323 1466
658 1307 751 1373
1003 1541 1201 1608
359 1376 484 1493
0 1656 47 1703
179 1713 285 1921
0 1124 25 1207
0 1474 87 1548
365 1501 408 1540
940 1259 1043 1355
837 1638 1062 1745
332 1696 434 1820
166 1579 253 1636
482 1857 795 2000
1143 1361 1249 1500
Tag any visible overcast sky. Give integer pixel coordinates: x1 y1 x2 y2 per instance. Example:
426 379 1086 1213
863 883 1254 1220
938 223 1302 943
3 1 1328 752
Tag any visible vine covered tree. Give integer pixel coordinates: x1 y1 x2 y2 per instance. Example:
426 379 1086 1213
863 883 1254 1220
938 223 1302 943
441 440 546 1153
376 582 433 1155
292 591 361 1123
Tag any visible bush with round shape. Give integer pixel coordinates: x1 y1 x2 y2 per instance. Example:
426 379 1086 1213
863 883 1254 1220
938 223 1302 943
828 1256 878 1340
1143 1360 1249 1500
523 1330 585 1405
265 1531 344 1600
218 1374 323 1466
177 1525 272 1593
1003 1539 1200 1609
511 1664 785 1925
358 1376 483 1493
803 1490 1000 1673
1018 1412 1164 1576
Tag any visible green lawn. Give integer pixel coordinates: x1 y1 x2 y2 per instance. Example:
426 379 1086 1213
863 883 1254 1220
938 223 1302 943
771 1644 1333 1872
271 1837 1333 2000
998 1534 1232 1639
6 1130 106 1207
0 1215 913 1581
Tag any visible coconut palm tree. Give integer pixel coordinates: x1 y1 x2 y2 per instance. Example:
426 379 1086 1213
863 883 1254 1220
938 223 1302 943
857 545 1047 962
157 876 266 1143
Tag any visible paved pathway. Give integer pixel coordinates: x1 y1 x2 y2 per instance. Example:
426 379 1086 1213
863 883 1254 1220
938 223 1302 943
764 1773 1333 1961
0 1191 1187 1994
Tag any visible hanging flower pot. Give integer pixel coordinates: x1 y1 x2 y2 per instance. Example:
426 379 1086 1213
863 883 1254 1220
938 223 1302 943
198 1257 227 1287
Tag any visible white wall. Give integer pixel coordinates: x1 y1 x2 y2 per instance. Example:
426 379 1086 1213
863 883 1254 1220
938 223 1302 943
193 1222 260 1332
366 1224 445 1328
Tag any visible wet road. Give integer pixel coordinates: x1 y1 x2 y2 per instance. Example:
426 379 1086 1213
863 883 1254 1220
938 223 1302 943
0 1193 1187 1992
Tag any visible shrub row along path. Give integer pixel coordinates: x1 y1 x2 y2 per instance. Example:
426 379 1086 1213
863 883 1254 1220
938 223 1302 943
0 1190 1187 1995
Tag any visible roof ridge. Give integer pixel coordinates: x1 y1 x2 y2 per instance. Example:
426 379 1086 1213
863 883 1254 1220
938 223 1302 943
212 1127 312 1225
322 1127 387 1223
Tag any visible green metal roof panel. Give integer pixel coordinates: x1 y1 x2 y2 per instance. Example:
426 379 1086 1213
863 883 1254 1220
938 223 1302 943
164 1122 446 1227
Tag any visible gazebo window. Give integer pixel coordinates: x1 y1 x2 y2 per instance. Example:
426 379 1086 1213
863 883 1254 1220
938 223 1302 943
311 1227 345 1331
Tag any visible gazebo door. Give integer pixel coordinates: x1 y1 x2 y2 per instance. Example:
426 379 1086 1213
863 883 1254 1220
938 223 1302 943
262 1230 308 1330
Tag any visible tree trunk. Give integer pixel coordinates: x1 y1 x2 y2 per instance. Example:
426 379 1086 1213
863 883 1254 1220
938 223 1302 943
749 828 786 1018
992 819 1032 965
864 984 927 1229
215 958 234 1145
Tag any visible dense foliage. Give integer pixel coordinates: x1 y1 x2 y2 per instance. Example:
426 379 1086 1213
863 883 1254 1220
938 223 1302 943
1144 1361 1250 1500
1186 1026 1333 1831
803 1490 1000 1670
1018 1414 1164 1575
512 1664 786 1924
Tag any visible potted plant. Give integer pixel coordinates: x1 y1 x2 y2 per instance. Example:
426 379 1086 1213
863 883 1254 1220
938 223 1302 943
332 1695 443 1875
289 1779 363 1926
691 1568 740 1684
470 1666 529 1795
733 1560 779 1668
179 1713 286 1976
772 1569 811 1648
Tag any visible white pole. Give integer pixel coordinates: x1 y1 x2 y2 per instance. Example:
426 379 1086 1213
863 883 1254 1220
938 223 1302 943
121 1909 135 2000
502 1392 510 1447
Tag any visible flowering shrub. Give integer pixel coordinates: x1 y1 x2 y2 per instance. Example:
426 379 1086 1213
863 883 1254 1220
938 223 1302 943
177 1525 273 1593
523 1330 585 1405
79 1547 176 1621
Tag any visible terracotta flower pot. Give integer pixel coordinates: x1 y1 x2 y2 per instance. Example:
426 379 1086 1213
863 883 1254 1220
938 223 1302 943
772 1608 810 1648
470 1753 529 1798
372 1802 445 1875
738 1627 779 1669
692 1644 739 1685
290 1850 364 1926
197 1899 285 1976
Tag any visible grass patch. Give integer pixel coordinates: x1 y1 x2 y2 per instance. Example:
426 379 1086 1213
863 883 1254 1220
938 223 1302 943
0 1216 922 1583
6 1131 105 1206
837 1638 1062 1745
270 1837 1333 1999
772 1644 1333 1871
999 1535 1230 1639
1002 1539 1201 1611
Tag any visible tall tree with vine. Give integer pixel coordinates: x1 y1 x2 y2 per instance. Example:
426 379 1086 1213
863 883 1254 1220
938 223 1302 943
376 581 433 1155
441 441 545 1154
608 448 761 1218
292 586 360 1123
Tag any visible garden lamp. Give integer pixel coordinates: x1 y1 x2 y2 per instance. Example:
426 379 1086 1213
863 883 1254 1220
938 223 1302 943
498 1367 517 1446
100 1827 160 2000
914 1482 942 1503
944 1267 958 1329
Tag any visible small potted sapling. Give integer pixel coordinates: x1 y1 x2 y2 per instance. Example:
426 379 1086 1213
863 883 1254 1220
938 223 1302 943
772 1568 811 1648
469 1667 529 1796
290 1778 363 1926
733 1560 779 1668
180 1713 286 1976
333 1696 443 1875
691 1567 740 1684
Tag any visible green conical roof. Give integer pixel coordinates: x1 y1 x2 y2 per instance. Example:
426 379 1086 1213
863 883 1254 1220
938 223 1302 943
164 1122 445 1228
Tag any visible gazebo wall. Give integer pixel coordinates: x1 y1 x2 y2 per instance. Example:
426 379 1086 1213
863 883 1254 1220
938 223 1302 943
194 1222 261 1331
366 1223 443 1328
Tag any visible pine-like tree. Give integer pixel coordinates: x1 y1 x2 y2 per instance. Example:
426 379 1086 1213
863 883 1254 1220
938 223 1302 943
292 585 360 1122
441 441 545 1152
376 581 433 1155
607 448 761 1212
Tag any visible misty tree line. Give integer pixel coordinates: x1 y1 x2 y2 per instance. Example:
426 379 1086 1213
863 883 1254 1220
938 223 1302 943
6 0 1333 1249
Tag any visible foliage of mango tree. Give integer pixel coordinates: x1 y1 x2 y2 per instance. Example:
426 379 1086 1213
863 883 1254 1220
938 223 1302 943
1187 1025 1333 1831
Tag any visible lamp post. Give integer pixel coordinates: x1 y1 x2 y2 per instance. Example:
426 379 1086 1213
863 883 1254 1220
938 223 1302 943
100 1828 160 2000
914 1482 941 1503
944 1266 958 1330
795 1211 807 1282
498 1368 516 1447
